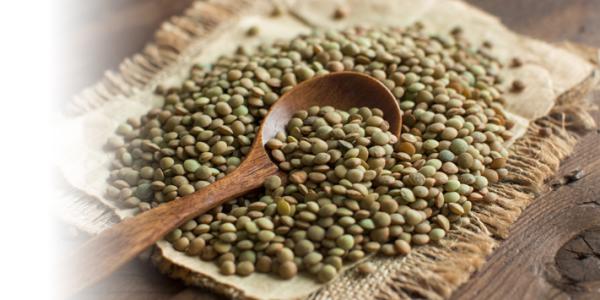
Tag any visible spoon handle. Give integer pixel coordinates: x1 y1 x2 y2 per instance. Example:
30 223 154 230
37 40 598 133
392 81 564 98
62 153 278 297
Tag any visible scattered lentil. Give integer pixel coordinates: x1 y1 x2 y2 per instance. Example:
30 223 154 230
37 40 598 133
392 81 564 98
511 80 526 92
510 57 523 68
333 6 349 20
246 26 260 37
357 262 376 275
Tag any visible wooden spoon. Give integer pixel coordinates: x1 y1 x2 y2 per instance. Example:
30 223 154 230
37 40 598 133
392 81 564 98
63 71 402 297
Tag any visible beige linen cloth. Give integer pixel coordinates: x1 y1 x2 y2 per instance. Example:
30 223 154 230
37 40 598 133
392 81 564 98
56 0 598 299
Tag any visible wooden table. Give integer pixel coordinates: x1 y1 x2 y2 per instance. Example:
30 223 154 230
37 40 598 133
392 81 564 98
63 1 600 299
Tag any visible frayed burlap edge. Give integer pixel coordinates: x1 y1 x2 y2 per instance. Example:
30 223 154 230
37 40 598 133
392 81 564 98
59 0 600 298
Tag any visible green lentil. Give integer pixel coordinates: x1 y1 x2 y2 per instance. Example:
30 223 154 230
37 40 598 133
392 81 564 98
450 139 469 155
304 252 323 265
295 240 314 257
317 265 337 283
429 228 446 241
336 234 354 250
264 175 281 190
220 261 236 275
236 261 255 276
405 209 423 226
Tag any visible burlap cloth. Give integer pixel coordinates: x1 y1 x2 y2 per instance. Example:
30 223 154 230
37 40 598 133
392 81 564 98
56 0 600 299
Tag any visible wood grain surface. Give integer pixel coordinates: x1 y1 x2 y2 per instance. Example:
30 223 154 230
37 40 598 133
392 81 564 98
61 0 600 299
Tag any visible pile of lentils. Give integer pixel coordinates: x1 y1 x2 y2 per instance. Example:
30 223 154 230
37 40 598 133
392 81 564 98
105 24 512 282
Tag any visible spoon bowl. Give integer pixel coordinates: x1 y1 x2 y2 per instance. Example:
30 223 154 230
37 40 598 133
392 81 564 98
261 71 402 143
64 71 402 297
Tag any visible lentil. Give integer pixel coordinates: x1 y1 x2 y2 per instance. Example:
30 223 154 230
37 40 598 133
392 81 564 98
108 24 510 283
